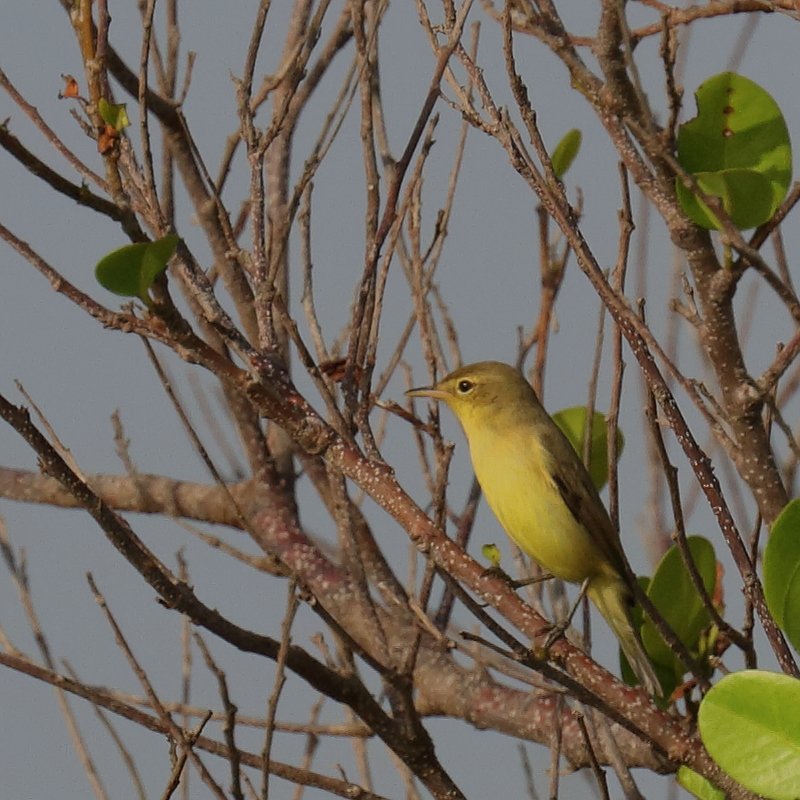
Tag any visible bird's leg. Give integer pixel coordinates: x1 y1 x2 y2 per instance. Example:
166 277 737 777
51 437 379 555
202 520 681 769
480 566 555 590
476 568 555 609
510 572 555 590
542 577 590 649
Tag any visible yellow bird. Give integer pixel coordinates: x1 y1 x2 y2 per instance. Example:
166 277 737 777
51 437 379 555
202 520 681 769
408 361 660 696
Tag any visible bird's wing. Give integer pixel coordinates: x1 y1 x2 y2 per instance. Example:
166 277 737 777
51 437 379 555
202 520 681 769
541 424 629 575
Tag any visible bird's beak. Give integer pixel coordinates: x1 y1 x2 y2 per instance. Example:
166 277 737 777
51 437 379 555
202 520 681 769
406 385 448 401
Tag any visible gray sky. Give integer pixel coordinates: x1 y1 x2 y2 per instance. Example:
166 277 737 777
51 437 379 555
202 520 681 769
2 3 798 798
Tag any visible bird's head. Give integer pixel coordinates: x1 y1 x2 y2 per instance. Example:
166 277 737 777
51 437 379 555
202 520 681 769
406 361 535 429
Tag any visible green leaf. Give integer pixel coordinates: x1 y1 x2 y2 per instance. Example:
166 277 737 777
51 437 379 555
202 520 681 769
676 72 792 230
641 536 716 672
619 577 679 699
764 498 800 652
621 650 676 701
551 129 582 179
552 407 624 490
142 234 181 293
95 234 179 303
675 168 774 230
677 766 726 800
698 670 800 800
98 97 130 131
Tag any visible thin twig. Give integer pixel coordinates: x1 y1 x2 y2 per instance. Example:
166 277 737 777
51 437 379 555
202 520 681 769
573 709 610 800
194 634 244 800
87 574 227 799
262 580 300 800
0 526 110 800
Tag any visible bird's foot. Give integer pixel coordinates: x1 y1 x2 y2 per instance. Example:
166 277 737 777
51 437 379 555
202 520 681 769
541 620 568 650
541 577 590 649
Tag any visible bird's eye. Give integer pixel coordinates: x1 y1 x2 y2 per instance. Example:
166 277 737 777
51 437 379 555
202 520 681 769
456 379 474 394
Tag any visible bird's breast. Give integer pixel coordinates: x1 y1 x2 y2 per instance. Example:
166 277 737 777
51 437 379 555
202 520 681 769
466 425 605 584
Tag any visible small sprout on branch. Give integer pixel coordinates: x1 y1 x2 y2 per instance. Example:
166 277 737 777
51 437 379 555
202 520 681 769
481 543 502 569
97 98 130 131
96 98 130 153
550 128 582 180
58 74 80 99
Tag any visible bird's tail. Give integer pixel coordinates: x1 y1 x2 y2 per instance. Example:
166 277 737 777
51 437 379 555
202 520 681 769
587 576 661 697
